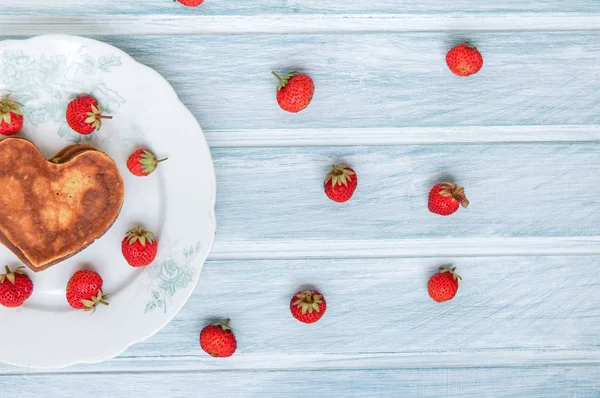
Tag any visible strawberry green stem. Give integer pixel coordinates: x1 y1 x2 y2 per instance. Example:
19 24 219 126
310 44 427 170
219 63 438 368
156 157 168 164
224 318 231 328
271 71 285 85
3 265 9 274
98 115 113 119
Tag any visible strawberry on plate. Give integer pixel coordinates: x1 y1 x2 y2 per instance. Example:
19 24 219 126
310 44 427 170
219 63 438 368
66 270 108 312
0 266 33 308
290 289 327 324
446 43 483 77
200 319 237 358
127 149 167 177
324 165 357 203
272 71 314 113
428 267 462 303
66 95 112 135
0 94 24 136
428 182 469 216
121 226 158 267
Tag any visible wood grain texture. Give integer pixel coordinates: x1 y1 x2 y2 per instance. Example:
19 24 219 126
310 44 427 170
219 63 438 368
2 33 599 131
2 1 599 16
204 125 600 147
2 14 600 36
33 256 600 360
209 144 600 246
2 255 600 392
2 0 600 394
1 366 600 397
76 33 600 132
208 237 600 260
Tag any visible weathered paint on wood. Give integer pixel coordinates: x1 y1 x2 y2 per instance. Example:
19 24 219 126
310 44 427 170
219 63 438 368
2 1 600 16
210 144 600 244
94 33 600 131
2 1 600 396
86 256 600 358
1 366 599 397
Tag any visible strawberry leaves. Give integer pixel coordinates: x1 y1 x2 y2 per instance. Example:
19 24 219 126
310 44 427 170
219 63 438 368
293 290 324 314
81 289 109 313
0 265 26 285
325 165 355 188
84 103 112 131
0 95 23 125
137 150 167 175
126 226 155 247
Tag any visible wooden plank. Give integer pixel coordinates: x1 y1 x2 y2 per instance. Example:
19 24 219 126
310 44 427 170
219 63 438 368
3 349 600 374
1 366 599 397
2 14 600 36
1 1 599 16
2 33 599 130
95 33 600 131
208 237 600 260
203 125 600 147
83 256 600 358
206 144 600 244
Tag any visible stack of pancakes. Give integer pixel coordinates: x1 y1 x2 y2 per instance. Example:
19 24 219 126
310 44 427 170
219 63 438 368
0 138 124 272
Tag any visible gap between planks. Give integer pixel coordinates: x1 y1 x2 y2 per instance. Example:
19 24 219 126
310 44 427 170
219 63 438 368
2 349 600 375
208 237 600 261
204 124 600 147
0 13 599 36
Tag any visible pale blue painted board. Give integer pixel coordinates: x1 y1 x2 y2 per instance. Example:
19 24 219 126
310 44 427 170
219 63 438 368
89 33 600 131
1 256 598 371
1 0 599 16
1 366 599 397
1 1 600 397
209 144 600 242
2 33 599 131
82 256 600 358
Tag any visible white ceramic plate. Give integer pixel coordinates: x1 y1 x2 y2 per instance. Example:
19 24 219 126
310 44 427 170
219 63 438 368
0 35 216 368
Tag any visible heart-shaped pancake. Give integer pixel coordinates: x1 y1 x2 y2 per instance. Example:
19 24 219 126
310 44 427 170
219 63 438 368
0 138 124 272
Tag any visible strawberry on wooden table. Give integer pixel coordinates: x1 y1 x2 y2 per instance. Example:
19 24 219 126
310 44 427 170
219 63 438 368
127 149 167 177
66 270 108 311
0 94 24 136
290 290 327 324
272 71 314 113
177 0 204 6
324 165 357 203
428 182 469 216
121 226 158 267
66 95 112 135
200 319 237 358
0 266 33 308
446 43 483 77
428 267 461 303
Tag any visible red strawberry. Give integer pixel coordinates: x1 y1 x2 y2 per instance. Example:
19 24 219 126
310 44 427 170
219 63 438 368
200 319 237 358
0 95 24 136
121 226 158 267
272 71 314 113
0 266 33 308
290 290 327 324
66 270 108 311
428 267 461 303
66 96 112 135
428 182 469 216
127 149 167 177
177 0 204 6
324 165 357 203
446 43 483 77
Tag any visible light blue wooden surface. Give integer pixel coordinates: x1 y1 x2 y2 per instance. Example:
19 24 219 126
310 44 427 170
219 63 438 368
2 1 600 397
2 0 599 15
